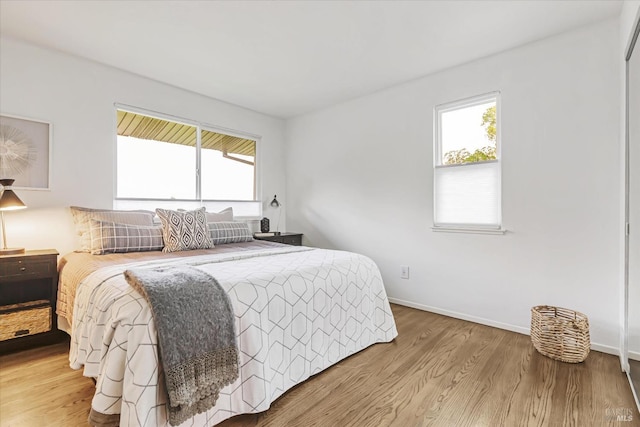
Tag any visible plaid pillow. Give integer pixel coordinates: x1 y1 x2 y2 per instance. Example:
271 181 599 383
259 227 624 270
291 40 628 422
89 220 164 255
156 207 214 252
208 221 254 245
71 206 155 252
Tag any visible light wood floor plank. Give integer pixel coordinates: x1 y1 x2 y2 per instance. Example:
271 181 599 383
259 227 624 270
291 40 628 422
0 304 638 426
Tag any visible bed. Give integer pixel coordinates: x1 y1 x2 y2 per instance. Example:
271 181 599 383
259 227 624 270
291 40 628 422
57 239 398 426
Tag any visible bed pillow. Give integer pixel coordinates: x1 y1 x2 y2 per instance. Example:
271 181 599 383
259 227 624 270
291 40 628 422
89 220 164 255
208 221 254 245
71 206 156 252
153 207 234 224
156 207 214 252
205 207 234 223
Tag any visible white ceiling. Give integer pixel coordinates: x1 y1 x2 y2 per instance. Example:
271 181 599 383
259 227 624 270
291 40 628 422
0 1 622 118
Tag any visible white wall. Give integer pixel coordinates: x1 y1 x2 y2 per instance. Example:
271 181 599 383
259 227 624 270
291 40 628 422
285 19 622 350
0 37 286 256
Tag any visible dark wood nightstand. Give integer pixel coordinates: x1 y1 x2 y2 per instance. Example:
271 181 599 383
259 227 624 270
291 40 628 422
254 232 303 246
0 249 64 353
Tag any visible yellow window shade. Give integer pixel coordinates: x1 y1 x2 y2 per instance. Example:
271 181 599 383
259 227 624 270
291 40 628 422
117 110 255 157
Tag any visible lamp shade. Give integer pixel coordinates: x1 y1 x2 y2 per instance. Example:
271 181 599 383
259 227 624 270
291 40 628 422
0 179 26 211
270 195 280 208
0 178 26 254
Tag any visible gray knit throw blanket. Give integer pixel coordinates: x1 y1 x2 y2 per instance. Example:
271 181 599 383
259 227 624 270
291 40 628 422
124 266 239 426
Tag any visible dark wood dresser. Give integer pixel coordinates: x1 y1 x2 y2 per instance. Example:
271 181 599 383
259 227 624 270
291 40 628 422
0 249 64 353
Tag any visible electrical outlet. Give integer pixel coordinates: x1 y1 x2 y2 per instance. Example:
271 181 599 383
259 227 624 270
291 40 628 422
400 265 410 279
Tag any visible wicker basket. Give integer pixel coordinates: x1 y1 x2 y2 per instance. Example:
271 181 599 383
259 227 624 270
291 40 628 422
530 305 590 363
0 302 51 342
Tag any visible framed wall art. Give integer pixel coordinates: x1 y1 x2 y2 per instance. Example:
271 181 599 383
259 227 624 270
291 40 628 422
0 114 52 190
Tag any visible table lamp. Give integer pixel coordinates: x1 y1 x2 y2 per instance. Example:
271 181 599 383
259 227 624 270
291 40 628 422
0 179 26 255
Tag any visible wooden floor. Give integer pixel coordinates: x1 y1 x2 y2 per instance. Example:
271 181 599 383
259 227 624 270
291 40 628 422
1 304 638 427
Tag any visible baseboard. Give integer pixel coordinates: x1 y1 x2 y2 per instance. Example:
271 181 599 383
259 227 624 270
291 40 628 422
631 350 640 362
627 371 640 413
388 297 619 357
593 342 622 356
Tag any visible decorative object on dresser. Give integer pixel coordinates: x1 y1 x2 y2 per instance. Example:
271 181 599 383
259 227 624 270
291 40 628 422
0 249 63 353
0 179 27 255
253 232 302 246
260 217 270 233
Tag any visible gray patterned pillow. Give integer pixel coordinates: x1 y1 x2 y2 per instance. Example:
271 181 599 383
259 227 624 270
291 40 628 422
89 220 164 255
208 222 254 245
156 207 214 252
71 206 155 252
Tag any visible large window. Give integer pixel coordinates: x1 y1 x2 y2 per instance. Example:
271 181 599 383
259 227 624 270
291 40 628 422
433 92 502 231
115 108 260 216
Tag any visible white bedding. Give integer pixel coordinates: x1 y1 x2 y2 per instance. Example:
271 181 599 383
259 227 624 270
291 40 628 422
68 245 398 426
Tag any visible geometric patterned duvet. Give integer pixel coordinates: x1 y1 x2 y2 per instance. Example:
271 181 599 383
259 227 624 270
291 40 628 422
67 245 398 426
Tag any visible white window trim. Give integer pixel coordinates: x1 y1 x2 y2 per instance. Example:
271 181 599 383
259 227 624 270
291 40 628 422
113 103 262 217
431 225 506 235
432 91 504 233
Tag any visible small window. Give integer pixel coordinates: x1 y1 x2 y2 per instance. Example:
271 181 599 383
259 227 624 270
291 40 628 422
433 92 501 230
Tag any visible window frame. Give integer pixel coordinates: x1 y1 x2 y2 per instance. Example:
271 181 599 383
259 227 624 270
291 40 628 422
113 103 262 218
432 91 504 234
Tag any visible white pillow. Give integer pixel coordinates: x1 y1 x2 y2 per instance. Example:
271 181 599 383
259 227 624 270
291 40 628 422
205 207 233 222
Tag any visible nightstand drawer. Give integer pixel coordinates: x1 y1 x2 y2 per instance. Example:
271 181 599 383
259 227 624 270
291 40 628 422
0 305 51 341
281 235 302 246
0 260 53 281
254 232 303 246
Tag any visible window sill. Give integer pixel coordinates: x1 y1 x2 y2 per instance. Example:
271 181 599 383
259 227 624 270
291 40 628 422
114 198 262 217
431 226 506 235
